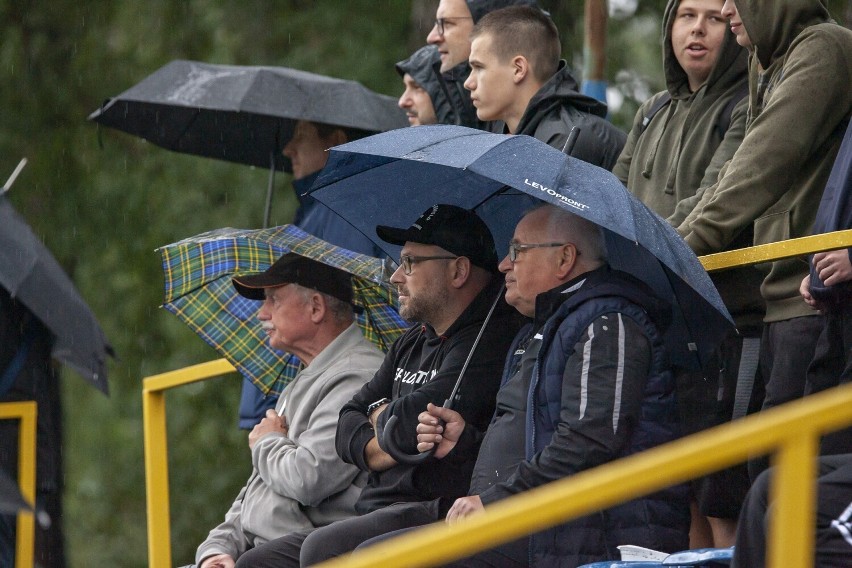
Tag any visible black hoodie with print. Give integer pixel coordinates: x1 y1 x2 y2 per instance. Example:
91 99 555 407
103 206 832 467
336 278 525 515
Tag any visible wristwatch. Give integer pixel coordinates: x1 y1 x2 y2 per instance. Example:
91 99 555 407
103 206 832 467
366 397 391 416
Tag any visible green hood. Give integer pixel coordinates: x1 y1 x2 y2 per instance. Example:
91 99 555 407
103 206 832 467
737 0 831 69
662 0 748 96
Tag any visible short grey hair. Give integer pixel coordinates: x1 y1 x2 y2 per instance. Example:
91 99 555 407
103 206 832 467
291 283 355 325
525 203 608 265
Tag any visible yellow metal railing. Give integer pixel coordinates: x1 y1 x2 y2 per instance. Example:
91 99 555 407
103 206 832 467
142 358 237 568
143 230 852 568
316 385 852 568
0 401 37 568
698 229 852 271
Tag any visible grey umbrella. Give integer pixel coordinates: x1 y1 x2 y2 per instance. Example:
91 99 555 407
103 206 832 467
0 194 113 393
88 60 408 225
0 468 31 515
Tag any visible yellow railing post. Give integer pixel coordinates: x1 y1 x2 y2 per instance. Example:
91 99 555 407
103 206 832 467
0 401 37 568
769 432 819 568
142 384 171 568
142 358 236 567
699 229 852 271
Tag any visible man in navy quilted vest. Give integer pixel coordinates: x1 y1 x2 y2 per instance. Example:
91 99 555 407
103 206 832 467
417 203 690 567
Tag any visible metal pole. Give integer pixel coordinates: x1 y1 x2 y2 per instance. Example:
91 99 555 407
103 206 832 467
263 152 276 228
582 0 608 103
143 386 172 568
0 401 37 568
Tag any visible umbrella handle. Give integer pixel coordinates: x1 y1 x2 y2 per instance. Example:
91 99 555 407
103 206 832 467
379 283 505 466
379 404 444 465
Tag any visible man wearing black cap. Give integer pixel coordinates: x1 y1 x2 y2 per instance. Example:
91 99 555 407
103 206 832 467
234 205 524 567
192 253 384 568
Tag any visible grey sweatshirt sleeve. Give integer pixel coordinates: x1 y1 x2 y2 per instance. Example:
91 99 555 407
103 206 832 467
668 97 748 227
195 484 252 564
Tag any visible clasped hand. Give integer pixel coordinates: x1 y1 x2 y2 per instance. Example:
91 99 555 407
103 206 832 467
248 408 288 449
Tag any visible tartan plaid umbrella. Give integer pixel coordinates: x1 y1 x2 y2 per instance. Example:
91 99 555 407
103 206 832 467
158 225 407 396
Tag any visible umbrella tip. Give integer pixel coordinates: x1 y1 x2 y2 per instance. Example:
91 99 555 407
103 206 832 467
36 509 51 529
1 157 28 195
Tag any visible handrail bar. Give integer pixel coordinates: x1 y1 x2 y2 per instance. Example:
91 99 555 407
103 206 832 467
0 401 37 568
316 384 852 568
142 359 237 567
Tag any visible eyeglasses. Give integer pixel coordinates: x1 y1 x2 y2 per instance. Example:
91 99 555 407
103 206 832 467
433 16 473 36
508 242 570 263
399 254 458 275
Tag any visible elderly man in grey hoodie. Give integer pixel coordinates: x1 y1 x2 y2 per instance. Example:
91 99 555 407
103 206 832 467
192 254 383 568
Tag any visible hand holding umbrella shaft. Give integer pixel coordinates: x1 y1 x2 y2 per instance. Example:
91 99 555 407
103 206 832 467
416 402 466 459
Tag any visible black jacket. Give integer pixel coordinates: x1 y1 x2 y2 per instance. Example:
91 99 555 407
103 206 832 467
432 60 484 129
809 120 852 305
336 279 525 515
449 267 689 566
396 45 467 128
513 61 626 170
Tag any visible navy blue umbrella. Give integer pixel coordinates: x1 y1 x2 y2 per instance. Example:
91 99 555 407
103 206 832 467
308 125 733 371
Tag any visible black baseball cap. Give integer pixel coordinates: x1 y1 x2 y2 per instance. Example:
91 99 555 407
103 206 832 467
232 252 355 306
376 204 498 271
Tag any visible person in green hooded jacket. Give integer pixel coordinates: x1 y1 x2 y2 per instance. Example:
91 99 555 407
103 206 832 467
678 0 852 478
614 0 762 548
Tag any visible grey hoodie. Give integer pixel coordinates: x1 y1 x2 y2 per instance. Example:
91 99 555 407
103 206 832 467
195 324 383 564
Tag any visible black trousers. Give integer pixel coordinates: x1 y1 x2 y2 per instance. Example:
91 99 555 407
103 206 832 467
807 301 852 456
691 327 764 519
732 454 852 568
235 500 442 567
356 526 529 567
749 315 823 480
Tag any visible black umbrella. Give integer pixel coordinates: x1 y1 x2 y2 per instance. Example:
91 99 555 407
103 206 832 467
88 60 408 225
0 194 113 393
0 468 31 515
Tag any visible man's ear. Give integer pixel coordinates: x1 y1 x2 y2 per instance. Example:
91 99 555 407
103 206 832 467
513 55 530 84
327 128 348 147
309 292 326 323
449 256 472 289
554 244 578 280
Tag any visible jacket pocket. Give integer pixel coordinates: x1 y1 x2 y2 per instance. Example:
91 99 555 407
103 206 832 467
753 210 791 246
753 210 791 272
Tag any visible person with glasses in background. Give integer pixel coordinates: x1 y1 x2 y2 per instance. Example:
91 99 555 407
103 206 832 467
413 203 689 566
426 0 539 130
234 204 524 568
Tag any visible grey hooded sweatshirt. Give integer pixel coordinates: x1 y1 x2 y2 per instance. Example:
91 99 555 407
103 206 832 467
195 324 383 564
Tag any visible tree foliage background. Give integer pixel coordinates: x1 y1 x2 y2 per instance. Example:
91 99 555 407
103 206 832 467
0 1 848 565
